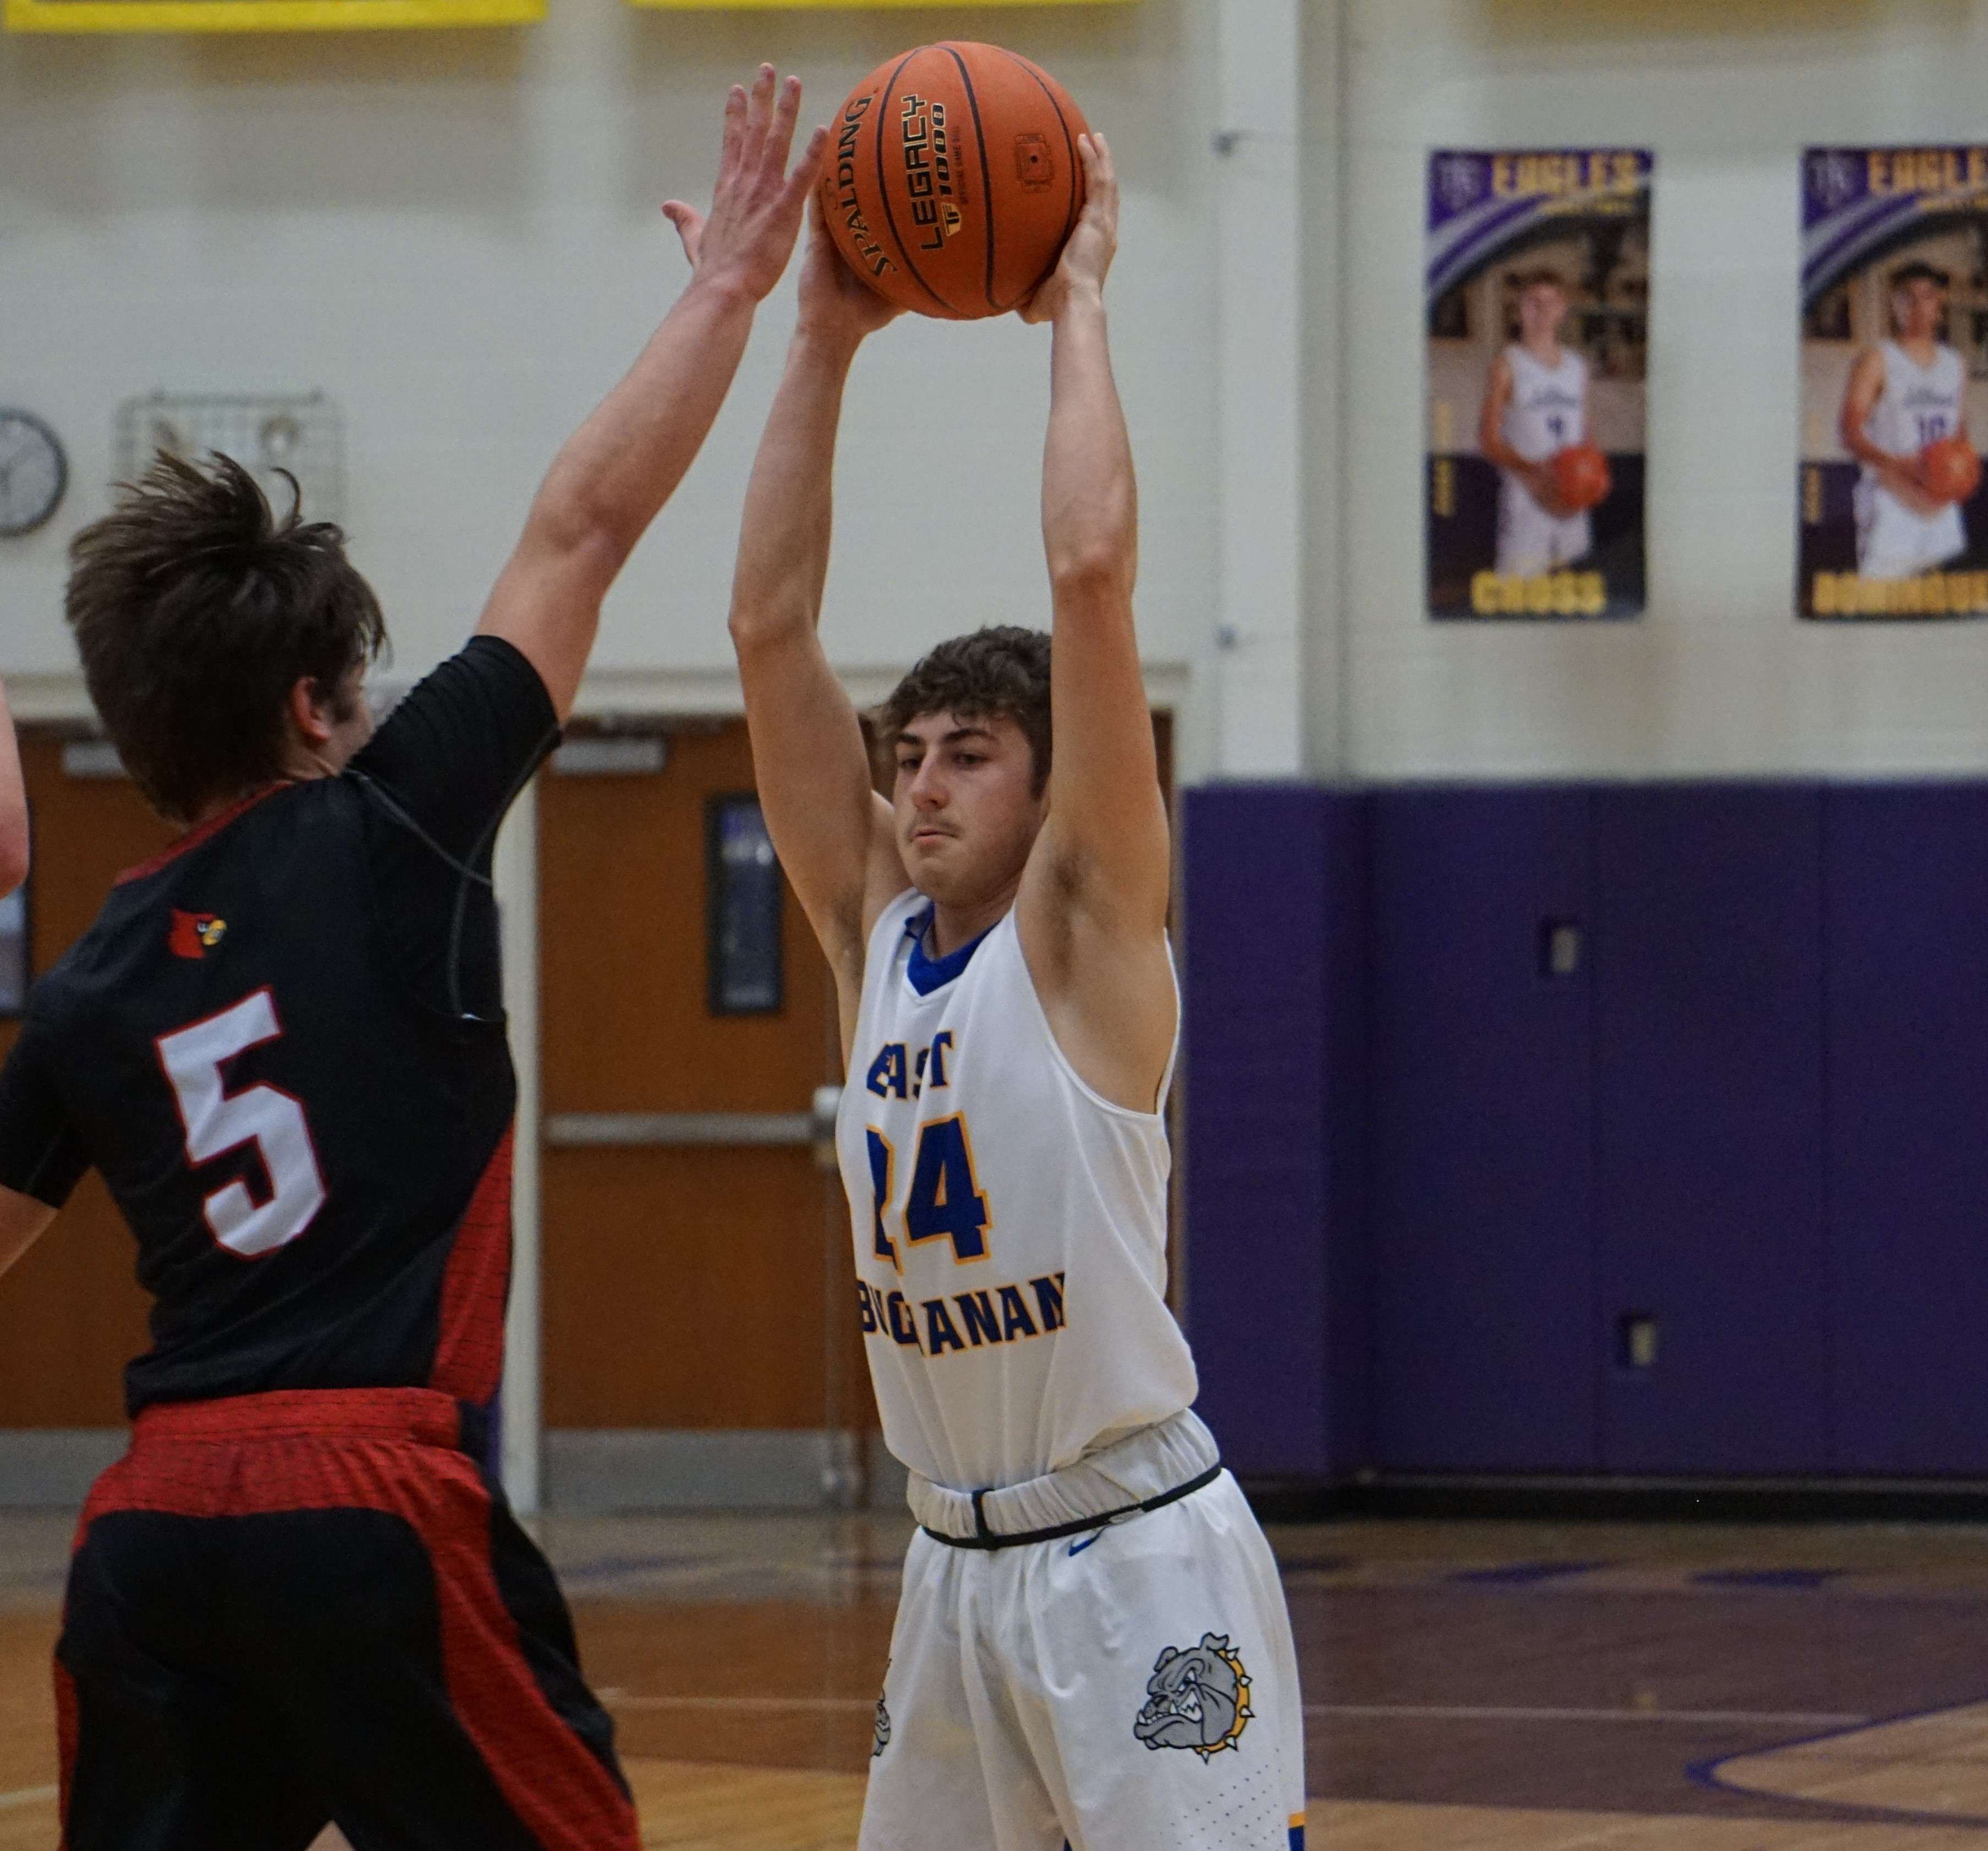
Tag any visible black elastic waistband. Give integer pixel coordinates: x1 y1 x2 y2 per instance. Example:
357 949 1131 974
921 1461 1223 1552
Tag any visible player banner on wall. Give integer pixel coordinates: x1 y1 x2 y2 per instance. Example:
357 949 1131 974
1426 150 1651 620
1800 149 1988 619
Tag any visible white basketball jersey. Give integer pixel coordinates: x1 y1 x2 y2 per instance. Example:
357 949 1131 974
836 891 1198 1492
1864 341 1965 462
1501 343 1588 464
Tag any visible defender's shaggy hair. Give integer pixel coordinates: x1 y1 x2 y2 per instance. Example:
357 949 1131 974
877 625 1053 793
67 453 386 825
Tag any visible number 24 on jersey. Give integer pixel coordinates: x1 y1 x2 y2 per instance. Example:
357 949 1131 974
866 1116 991 1271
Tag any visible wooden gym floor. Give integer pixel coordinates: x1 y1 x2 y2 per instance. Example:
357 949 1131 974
4 1509 1988 1847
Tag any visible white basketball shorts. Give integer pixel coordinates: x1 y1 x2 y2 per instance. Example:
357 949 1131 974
1855 477 1967 580
1496 475 1592 575
858 1470 1306 1851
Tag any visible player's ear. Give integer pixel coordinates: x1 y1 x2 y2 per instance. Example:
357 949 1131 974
286 675 337 749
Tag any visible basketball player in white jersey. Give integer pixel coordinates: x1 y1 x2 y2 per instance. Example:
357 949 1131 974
722 136 1305 1851
1477 269 1593 575
1840 260 1971 580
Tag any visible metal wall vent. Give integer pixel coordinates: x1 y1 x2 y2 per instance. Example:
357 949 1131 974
61 742 127 779
551 737 668 776
116 392 344 525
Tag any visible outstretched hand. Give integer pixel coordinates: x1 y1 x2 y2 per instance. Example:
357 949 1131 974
663 65 828 305
1020 133 1118 325
796 193 902 347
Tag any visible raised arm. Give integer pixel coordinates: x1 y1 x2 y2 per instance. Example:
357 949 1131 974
729 205 904 1048
477 67 825 721
0 679 26 897
1014 135 1177 1113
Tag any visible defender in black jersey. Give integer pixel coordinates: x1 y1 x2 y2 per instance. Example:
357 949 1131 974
0 67 825 1851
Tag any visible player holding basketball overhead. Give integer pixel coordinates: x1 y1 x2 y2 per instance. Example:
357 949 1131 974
1840 260 1974 580
1478 268 1595 575
727 135 1306 1851
0 66 821 1851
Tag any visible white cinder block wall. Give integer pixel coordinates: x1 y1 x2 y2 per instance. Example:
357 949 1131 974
0 2 1216 720
10 0 1988 773
1328 0 1988 779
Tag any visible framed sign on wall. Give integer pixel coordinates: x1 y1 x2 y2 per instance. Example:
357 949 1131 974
0 880 25 1018
6 0 535 31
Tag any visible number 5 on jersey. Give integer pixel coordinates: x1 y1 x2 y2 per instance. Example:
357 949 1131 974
866 1115 991 1270
158 988 327 1259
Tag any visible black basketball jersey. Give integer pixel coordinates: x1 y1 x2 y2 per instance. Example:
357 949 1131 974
0 636 558 1418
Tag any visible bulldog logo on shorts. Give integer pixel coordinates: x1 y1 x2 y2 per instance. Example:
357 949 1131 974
872 1691 892 1757
1133 1633 1254 1759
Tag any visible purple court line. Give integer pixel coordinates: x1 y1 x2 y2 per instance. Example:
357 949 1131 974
1690 1568 1843 1590
1689 1689 1988 1832
1451 1560 1610 1586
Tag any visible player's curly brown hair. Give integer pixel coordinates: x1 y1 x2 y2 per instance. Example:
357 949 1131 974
876 625 1052 794
66 452 386 825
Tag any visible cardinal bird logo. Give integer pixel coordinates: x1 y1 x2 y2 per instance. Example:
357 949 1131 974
168 910 228 960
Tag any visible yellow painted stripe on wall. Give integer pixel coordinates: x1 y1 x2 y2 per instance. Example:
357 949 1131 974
629 0 1132 9
6 0 538 30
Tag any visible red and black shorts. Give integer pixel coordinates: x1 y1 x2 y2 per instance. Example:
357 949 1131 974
55 1387 640 1851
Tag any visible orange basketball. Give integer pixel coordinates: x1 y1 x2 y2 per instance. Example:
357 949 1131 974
821 42 1089 320
1551 442 1612 513
1919 434 1982 505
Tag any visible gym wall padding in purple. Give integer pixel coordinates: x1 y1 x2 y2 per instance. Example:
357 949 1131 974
1183 777 1988 1486
1826 784 1988 1475
1368 788 1600 1473
1594 787 1830 1475
1181 786 1369 1479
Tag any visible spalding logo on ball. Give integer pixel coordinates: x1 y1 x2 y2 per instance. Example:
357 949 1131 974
822 42 1089 320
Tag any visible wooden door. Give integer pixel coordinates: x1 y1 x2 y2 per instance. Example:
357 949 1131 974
537 722 872 1466
0 737 171 1429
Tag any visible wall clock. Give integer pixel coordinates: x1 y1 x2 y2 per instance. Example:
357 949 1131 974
0 409 68 539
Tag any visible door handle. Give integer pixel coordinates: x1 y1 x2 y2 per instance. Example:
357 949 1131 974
810 1085 843 1173
543 1111 814 1149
